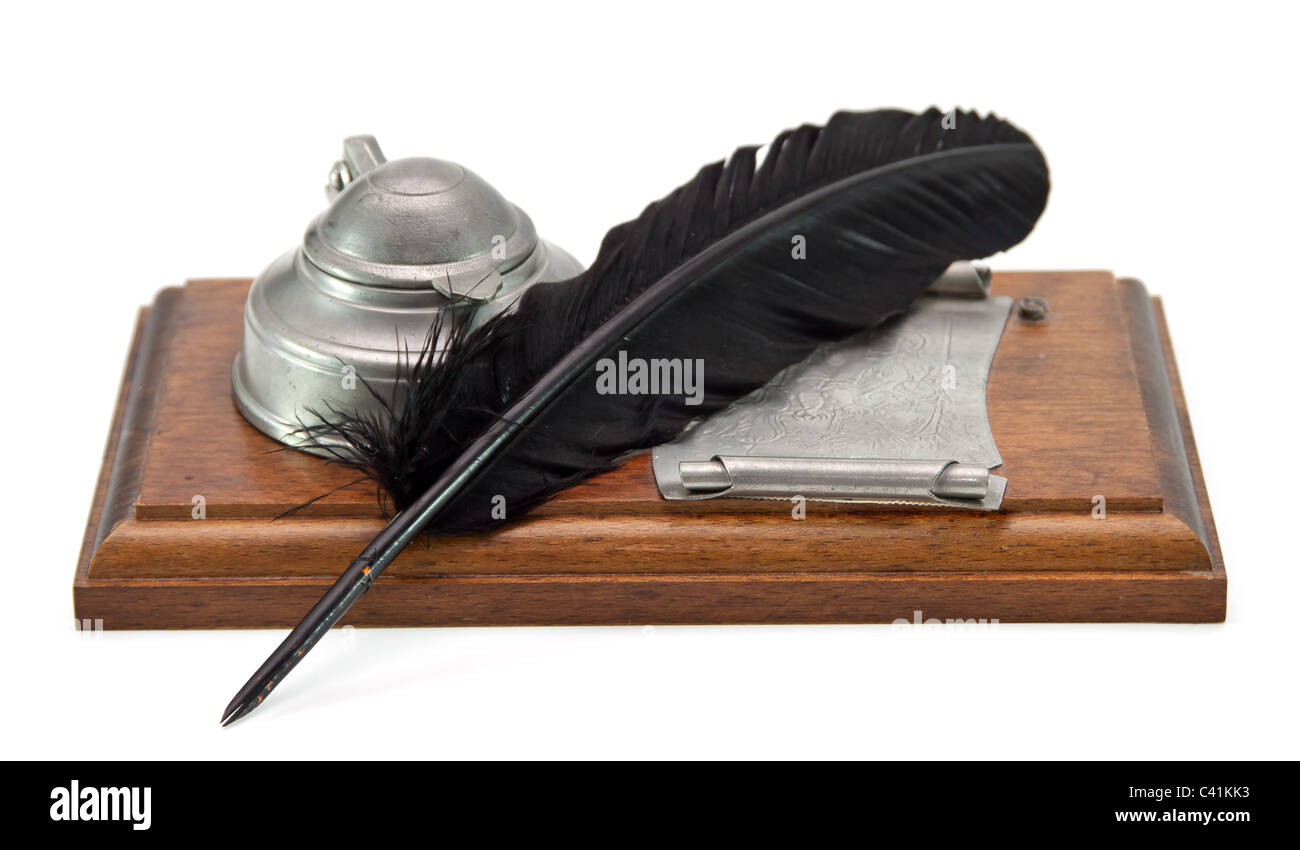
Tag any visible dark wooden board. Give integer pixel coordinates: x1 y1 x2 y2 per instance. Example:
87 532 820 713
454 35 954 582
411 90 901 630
135 272 1163 519
74 272 1226 626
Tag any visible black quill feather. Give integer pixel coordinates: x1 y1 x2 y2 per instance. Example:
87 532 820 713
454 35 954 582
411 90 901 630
307 107 1049 533
223 107 1050 724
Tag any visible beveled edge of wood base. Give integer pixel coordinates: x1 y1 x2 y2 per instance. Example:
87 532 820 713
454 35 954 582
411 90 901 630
1126 279 1226 598
73 296 158 623
87 509 1211 579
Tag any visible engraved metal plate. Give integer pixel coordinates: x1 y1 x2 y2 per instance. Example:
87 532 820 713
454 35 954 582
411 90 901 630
652 293 1013 509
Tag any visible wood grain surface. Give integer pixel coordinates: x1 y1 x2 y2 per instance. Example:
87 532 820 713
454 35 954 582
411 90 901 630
134 272 1161 519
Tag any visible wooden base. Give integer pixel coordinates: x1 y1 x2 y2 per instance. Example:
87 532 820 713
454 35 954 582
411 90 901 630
74 272 1226 627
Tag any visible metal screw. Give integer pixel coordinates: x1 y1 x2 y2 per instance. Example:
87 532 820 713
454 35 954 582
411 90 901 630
1017 296 1049 321
327 160 353 196
326 137 386 199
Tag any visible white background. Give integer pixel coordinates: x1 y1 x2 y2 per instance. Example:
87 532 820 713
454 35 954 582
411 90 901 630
1 1 1295 759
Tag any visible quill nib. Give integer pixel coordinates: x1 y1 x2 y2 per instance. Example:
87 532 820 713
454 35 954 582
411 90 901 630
219 555 378 726
220 699 251 727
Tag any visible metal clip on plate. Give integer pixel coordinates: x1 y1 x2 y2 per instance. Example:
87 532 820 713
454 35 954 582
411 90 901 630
678 457 1005 511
